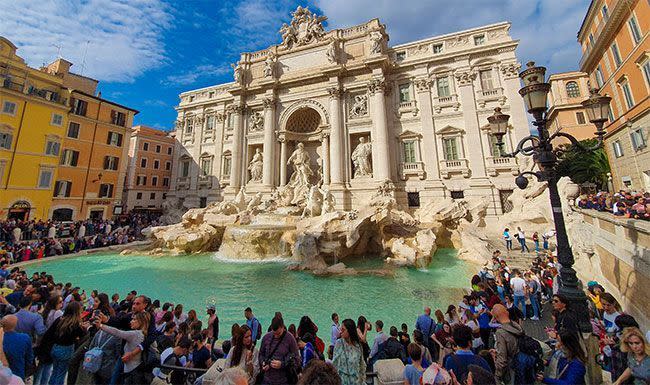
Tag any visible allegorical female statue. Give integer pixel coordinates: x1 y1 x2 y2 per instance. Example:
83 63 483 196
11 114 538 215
248 148 263 182
351 137 372 178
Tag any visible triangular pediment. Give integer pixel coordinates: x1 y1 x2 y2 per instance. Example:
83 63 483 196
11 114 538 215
437 125 464 135
397 129 422 139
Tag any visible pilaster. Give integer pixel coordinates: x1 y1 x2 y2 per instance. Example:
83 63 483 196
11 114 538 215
327 85 345 187
454 69 488 179
262 96 277 187
229 104 245 191
414 77 445 196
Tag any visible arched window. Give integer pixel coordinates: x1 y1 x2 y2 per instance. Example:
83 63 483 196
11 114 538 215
566 81 581 98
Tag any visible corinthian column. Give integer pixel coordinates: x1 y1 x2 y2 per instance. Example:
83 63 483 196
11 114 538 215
321 133 330 185
279 138 287 186
262 96 277 187
415 78 441 180
328 86 344 186
454 69 487 178
368 79 391 181
230 104 245 190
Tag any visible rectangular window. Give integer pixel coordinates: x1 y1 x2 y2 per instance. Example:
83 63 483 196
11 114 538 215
602 4 608 19
613 140 624 157
200 157 212 176
53 180 71 197
156 145 161 153
595 66 605 87
489 134 504 157
437 76 450 97
140 158 147 168
630 128 647 151
60 149 79 166
222 157 231 176
143 142 149 151
111 110 126 127
611 43 622 67
206 115 215 131
165 161 171 171
163 177 170 187
403 141 417 163
181 161 190 177
642 61 650 88
450 191 465 199
152 176 158 186
479 69 494 90
589 33 595 46
398 83 410 103
0 132 12 150
107 131 123 147
407 192 420 208
103 156 119 170
2 101 16 115
136 192 142 200
227 113 234 128
67 122 80 138
395 51 406 61
576 111 586 125
167 147 172 155
432 44 443 54
186 119 193 134
45 140 60 156
51 113 63 126
99 183 114 198
150 192 156 199
620 81 635 109
442 138 459 160
473 34 485 45
629 16 642 44
71 98 88 116
136 175 147 186
200 197 207 208
154 159 160 169
38 168 53 188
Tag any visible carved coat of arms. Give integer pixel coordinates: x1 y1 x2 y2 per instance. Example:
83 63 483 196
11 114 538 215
279 6 327 49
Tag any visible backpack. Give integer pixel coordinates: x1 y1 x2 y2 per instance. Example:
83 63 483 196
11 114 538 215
507 331 544 385
83 332 112 373
256 319 262 341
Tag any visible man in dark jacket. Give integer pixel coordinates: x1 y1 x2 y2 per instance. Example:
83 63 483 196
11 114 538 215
493 304 525 384
258 316 300 385
376 326 407 363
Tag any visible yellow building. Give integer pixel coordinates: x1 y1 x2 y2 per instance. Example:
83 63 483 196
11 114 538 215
0 37 70 220
547 71 595 144
578 0 650 190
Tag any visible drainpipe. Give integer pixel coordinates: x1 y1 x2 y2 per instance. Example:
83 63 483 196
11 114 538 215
79 99 102 219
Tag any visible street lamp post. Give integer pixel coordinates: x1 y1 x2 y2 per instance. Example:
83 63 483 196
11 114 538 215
487 61 611 332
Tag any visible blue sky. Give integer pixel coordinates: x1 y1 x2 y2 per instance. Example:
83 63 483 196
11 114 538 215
0 0 590 131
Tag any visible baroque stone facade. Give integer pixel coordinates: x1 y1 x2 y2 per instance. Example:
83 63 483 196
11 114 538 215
169 9 530 215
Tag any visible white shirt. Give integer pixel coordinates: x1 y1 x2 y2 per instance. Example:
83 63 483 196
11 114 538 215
510 276 527 296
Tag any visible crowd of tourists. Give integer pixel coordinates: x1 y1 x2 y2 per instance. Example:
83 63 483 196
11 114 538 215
0 214 162 264
0 246 649 385
577 190 649 220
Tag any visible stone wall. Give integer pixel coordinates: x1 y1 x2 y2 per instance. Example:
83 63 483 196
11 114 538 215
575 209 650 329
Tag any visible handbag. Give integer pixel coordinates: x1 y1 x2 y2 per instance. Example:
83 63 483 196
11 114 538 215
255 333 285 385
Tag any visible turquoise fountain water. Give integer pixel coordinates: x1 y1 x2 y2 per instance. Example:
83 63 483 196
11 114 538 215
27 249 471 340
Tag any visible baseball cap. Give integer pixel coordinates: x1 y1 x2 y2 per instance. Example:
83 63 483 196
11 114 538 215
206 304 216 311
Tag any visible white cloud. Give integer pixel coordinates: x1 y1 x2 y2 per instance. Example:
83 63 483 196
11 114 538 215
162 64 231 86
316 0 590 74
0 0 172 83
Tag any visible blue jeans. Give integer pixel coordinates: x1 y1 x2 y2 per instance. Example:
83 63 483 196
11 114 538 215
519 238 529 252
529 293 540 318
49 344 74 385
34 362 53 385
514 295 526 318
534 240 540 252
506 239 513 250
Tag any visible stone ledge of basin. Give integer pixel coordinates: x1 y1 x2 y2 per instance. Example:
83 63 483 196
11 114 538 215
573 207 650 233
10 240 153 268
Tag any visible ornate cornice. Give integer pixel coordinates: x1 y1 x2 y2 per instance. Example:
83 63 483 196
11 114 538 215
262 96 277 109
414 78 433 93
367 79 386 95
454 70 476 87
327 86 344 99
500 62 521 80
215 112 226 123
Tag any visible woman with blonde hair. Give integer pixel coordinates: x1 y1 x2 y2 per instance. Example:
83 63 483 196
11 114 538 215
94 311 151 385
43 301 87 385
614 327 650 385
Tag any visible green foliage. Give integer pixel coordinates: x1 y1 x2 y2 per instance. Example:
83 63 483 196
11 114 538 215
556 138 611 189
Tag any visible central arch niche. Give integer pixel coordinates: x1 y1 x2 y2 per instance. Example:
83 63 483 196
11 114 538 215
285 107 321 133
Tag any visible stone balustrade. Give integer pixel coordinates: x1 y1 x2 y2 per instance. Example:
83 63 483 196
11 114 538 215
399 161 425 180
439 158 470 178
574 208 650 330
486 156 519 176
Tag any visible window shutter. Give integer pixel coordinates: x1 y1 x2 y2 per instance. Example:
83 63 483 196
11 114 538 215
631 132 638 150
53 181 61 197
107 133 112 145
65 181 71 197
117 133 122 147
104 156 109 170
109 184 114 198
72 151 79 166
114 157 119 170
